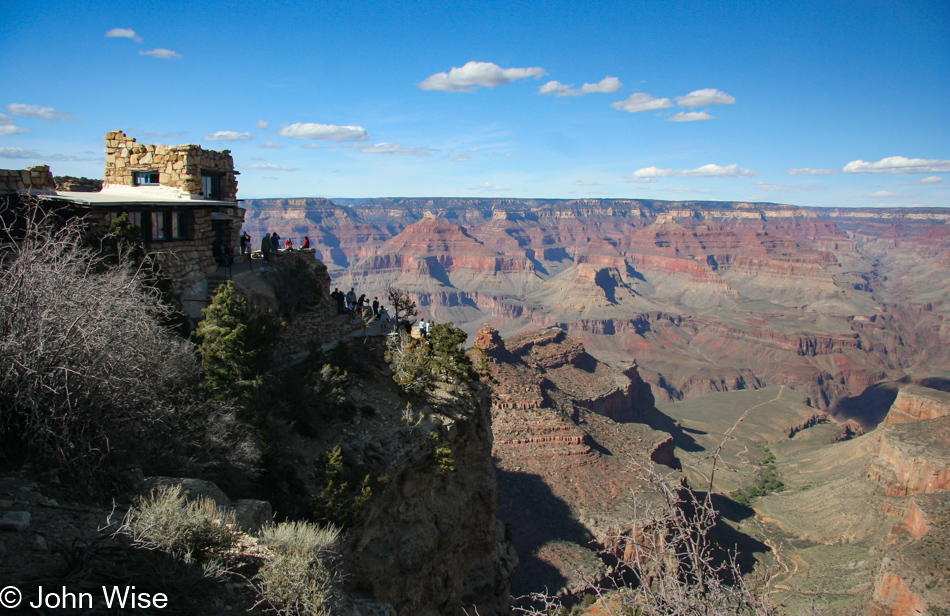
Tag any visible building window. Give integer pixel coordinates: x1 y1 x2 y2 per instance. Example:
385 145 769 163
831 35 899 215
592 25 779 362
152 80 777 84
201 175 221 200
150 211 167 240
134 172 160 186
105 210 146 241
171 212 188 239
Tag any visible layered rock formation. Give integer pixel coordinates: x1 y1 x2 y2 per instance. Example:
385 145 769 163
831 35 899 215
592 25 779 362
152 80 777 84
242 198 950 412
472 326 670 596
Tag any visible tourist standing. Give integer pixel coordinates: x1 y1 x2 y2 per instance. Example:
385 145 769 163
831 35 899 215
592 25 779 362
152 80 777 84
272 231 281 252
240 231 250 255
260 232 272 263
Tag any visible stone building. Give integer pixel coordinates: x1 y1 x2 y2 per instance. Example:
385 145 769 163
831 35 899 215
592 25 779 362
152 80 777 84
1 131 247 321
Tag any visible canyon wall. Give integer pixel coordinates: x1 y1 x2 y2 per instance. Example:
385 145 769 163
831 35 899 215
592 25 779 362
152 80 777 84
241 198 950 412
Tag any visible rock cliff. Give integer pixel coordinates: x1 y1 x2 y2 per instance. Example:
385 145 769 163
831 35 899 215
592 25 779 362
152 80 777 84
472 325 672 597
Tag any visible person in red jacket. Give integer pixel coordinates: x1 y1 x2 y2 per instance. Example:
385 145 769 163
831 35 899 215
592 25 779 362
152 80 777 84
301 236 311 249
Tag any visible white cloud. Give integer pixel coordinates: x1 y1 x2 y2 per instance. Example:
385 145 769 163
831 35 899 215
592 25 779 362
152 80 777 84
468 147 479 152
105 28 142 42
843 156 950 174
203 130 253 141
418 61 546 92
574 180 600 186
469 181 510 192
505 153 515 158
485 152 499 157
912 176 944 185
106 28 142 43
260 141 282 149
139 48 182 59
667 111 713 122
0 114 31 135
610 93 673 113
5 103 80 122
581 77 622 94
626 163 758 180
355 142 435 158
279 123 369 142
675 88 736 108
785 168 839 175
539 80 573 96
864 190 913 198
0 147 96 161
539 76 622 97
244 163 299 171
255 120 269 129
448 153 472 162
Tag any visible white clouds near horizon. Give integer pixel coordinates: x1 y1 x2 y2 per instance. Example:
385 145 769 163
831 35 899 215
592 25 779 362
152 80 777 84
139 49 182 59
278 123 369 142
865 190 914 198
610 93 673 113
539 76 622 97
627 163 758 180
355 142 435 158
0 146 97 162
418 61 546 92
675 88 736 108
911 176 944 184
105 28 142 42
448 153 472 162
244 163 299 171
843 156 950 174
0 114 31 135
667 111 713 122
5 104 80 122
203 130 253 141
255 120 269 129
785 168 839 175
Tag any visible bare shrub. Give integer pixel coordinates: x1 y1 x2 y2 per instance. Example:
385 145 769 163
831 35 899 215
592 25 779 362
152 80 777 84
257 520 344 616
0 205 260 488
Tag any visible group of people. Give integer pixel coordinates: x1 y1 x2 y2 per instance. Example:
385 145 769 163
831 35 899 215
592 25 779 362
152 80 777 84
242 231 312 262
329 288 397 328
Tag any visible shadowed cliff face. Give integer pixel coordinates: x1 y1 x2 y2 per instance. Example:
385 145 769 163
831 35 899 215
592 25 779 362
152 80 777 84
472 325 672 597
243 198 950 412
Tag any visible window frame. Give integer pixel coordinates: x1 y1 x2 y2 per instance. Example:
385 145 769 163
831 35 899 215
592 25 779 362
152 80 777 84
134 171 161 186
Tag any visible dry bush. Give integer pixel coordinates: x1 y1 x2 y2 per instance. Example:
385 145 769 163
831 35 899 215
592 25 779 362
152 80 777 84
0 205 260 489
256 521 344 616
117 484 236 562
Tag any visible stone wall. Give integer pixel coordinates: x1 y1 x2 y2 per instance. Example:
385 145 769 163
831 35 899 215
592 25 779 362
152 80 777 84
103 130 238 201
86 204 246 310
0 165 56 195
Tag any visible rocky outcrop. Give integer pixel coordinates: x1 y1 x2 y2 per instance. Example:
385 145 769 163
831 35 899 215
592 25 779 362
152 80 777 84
867 415 950 497
342 384 516 616
869 491 950 616
473 325 674 597
884 385 950 425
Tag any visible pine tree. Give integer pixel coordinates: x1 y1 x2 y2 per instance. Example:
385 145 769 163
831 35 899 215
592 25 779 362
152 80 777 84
195 281 262 402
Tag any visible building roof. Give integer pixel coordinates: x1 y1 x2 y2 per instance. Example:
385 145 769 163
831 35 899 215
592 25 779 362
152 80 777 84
32 190 241 208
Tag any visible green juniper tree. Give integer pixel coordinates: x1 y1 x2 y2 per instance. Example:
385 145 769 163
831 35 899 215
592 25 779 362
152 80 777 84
195 281 262 402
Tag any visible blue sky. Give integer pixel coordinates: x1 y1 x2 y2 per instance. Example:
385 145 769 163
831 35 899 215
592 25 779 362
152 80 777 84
1 0 948 207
